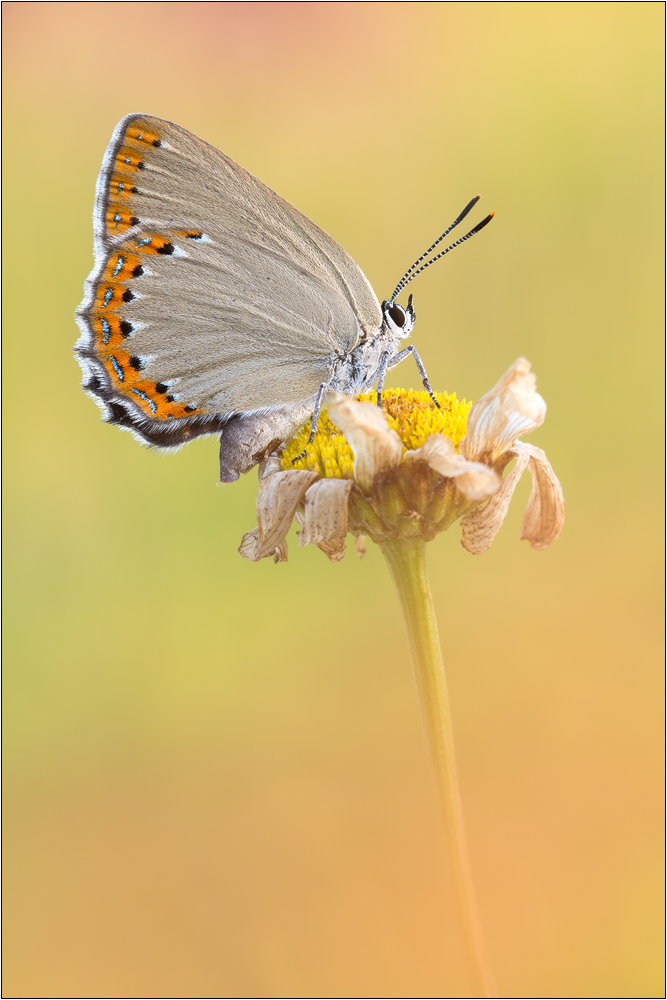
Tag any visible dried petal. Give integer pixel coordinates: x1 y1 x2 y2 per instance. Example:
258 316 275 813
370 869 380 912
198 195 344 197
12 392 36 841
519 444 565 550
238 526 262 561
257 453 283 481
328 393 403 493
461 358 547 463
460 445 532 554
238 527 289 563
314 538 346 562
238 468 319 561
298 479 355 561
405 433 500 501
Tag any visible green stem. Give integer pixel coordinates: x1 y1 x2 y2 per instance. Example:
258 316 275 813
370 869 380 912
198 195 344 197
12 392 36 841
380 537 499 998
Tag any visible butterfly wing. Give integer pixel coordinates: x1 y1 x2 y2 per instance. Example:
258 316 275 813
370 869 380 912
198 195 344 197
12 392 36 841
75 113 382 453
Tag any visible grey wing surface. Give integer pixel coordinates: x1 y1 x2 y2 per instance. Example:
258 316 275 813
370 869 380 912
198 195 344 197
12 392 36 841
75 113 382 450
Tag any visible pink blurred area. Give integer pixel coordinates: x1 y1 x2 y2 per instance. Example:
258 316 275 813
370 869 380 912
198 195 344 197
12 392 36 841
3 3 663 997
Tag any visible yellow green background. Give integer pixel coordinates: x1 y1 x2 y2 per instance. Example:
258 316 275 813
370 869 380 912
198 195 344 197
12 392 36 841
4 3 663 996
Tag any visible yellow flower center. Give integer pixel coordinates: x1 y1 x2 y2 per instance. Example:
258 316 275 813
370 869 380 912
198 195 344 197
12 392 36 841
281 389 470 478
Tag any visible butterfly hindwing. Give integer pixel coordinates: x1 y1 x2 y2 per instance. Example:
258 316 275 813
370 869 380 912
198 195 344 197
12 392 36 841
75 114 383 452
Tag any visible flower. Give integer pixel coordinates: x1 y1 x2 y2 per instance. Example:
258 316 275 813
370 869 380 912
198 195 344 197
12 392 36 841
237 359 563 996
238 359 564 562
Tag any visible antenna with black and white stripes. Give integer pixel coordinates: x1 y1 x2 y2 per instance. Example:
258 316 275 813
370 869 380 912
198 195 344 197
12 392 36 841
390 195 494 304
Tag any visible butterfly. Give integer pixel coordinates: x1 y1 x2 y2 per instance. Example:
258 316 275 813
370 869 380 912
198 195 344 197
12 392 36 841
75 114 492 481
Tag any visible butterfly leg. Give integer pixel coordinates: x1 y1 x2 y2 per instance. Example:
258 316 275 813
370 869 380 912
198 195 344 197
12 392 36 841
374 351 391 408
291 382 327 464
388 346 441 409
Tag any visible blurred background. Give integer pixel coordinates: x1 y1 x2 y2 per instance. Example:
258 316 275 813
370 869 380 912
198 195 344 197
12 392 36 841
3 3 663 997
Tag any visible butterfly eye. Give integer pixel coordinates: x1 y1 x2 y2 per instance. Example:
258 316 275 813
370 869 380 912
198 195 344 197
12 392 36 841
388 304 406 327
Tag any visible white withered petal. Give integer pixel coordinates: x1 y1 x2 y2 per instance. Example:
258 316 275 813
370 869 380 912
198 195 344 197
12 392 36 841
405 433 500 502
327 393 403 492
461 357 546 464
239 467 319 562
298 479 355 562
518 443 565 551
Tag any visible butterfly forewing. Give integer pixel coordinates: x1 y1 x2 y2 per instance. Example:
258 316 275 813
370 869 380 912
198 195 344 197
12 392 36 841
75 113 382 445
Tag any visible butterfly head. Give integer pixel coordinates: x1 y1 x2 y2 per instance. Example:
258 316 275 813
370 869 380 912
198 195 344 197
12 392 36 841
382 294 415 339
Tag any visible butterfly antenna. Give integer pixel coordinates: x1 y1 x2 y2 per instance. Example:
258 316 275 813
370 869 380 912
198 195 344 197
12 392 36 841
390 210 495 302
389 195 481 303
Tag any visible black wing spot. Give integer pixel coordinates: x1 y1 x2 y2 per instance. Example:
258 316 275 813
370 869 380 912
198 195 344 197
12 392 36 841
166 395 175 403
132 265 144 278
156 242 175 255
129 216 140 226
86 376 102 391
129 355 143 371
120 320 133 337
155 382 168 394
108 401 129 422
187 232 203 240
130 186 138 194
122 289 135 302
137 161 145 170
184 405 196 413
152 139 162 147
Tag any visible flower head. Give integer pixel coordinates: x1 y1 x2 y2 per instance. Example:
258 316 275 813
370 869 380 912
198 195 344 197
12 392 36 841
238 359 564 562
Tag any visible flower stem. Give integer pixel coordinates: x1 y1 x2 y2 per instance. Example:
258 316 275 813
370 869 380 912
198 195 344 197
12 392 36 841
380 537 499 998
